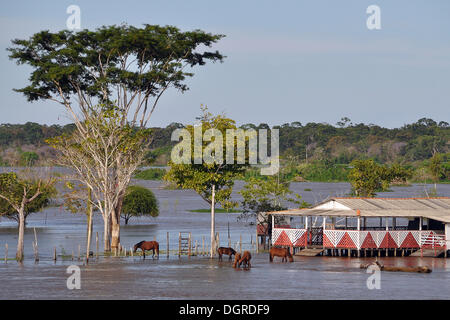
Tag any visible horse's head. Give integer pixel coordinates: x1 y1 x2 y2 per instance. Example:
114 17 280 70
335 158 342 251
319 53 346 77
133 241 144 253
231 248 237 255
233 253 241 268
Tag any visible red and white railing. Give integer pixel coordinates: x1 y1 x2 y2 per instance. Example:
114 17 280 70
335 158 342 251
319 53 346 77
272 227 446 250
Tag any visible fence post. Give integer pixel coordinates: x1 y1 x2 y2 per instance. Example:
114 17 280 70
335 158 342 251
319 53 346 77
4 243 8 263
167 232 170 259
202 236 205 256
240 234 242 253
53 247 57 262
178 232 181 258
188 233 192 257
96 232 99 260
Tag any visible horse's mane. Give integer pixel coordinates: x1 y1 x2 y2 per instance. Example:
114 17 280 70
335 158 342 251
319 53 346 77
135 240 146 246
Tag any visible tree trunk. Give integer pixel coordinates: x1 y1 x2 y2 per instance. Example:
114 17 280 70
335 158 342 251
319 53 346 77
111 214 120 250
86 188 93 263
111 195 124 249
104 214 111 252
16 209 25 262
210 184 216 258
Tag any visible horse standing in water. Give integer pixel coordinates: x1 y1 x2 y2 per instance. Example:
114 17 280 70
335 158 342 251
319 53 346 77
233 251 252 269
217 247 236 261
133 241 159 259
269 247 294 262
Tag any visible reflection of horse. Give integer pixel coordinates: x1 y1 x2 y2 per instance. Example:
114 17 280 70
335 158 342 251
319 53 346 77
269 247 293 262
133 241 159 259
217 247 236 261
233 251 251 269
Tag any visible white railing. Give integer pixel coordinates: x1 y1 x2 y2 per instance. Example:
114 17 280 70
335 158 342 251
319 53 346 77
272 228 447 249
420 231 446 248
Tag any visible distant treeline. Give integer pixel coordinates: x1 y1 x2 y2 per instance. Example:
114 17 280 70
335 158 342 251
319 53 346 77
0 118 449 168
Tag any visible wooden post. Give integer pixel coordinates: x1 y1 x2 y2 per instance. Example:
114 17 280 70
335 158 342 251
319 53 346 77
256 227 259 254
72 250 74 261
202 236 205 256
188 232 191 257
53 247 57 262
131 247 134 257
96 232 99 260
33 228 39 262
195 240 198 256
5 243 8 263
240 234 242 253
78 244 81 261
215 232 219 255
178 232 181 258
167 232 169 259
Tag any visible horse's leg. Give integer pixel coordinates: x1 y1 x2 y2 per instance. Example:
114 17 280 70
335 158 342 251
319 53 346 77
142 249 146 259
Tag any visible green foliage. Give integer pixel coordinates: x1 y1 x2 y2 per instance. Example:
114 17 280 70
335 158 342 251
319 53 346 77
348 160 387 197
348 159 412 197
239 175 309 224
20 151 39 166
165 107 249 210
0 172 56 223
8 25 224 109
134 168 166 180
429 153 445 182
121 185 159 224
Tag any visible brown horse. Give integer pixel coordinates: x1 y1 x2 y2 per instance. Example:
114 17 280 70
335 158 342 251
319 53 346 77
269 247 293 262
133 240 159 259
233 252 241 268
217 247 236 261
234 251 252 269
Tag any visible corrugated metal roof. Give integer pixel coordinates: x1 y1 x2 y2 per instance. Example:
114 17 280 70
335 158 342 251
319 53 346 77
267 197 450 223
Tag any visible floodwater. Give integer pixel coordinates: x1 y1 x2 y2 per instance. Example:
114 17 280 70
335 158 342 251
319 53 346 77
0 174 449 299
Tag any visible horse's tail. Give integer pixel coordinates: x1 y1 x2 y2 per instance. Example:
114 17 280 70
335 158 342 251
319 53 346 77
156 243 159 256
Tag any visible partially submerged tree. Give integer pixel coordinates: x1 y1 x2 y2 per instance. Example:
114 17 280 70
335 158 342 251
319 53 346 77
121 185 159 225
348 159 412 197
239 175 308 236
0 171 56 262
9 24 225 250
165 107 248 257
47 106 150 251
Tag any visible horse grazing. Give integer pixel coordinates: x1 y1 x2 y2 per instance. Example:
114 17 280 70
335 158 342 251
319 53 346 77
233 252 241 268
217 247 236 261
269 247 293 262
234 251 252 269
133 240 159 259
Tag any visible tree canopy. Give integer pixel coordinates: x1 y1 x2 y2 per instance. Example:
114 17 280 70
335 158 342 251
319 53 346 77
121 185 159 224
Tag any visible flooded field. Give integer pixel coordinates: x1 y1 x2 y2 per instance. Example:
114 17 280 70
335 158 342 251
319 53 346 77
0 175 449 300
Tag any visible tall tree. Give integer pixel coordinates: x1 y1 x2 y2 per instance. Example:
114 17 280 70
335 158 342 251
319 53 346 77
9 24 224 250
47 106 149 251
164 107 248 257
0 171 56 262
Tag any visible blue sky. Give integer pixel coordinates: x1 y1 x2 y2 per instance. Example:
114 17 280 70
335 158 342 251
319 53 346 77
0 0 449 128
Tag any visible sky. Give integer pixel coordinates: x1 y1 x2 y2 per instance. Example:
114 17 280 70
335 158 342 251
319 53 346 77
0 0 449 128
